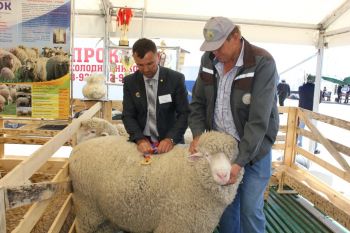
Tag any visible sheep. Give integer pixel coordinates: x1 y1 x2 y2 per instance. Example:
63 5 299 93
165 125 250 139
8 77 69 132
17 60 35 82
82 73 106 100
33 57 48 82
24 47 39 60
46 54 69 80
9 46 28 65
0 67 15 81
69 131 243 233
0 95 5 111
16 84 31 93
0 87 10 104
8 85 16 102
16 97 30 107
0 49 21 73
16 108 32 117
76 117 119 144
115 123 128 137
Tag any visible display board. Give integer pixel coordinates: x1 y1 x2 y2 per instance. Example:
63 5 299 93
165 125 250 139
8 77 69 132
107 46 138 85
0 0 71 119
71 37 183 101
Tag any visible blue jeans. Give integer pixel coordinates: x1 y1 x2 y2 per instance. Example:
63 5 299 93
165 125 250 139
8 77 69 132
218 150 272 233
297 121 317 150
297 121 305 147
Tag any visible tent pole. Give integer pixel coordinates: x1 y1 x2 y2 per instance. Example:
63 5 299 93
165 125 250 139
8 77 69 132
308 30 325 153
313 31 325 113
101 0 110 99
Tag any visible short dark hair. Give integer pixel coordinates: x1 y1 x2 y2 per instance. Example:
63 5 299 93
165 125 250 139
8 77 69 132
132 38 157 58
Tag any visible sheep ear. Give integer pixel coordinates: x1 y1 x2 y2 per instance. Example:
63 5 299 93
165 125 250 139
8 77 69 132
101 132 109 137
203 151 211 162
187 152 204 162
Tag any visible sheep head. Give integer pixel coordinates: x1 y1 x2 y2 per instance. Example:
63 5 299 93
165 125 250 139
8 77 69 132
76 117 119 144
196 131 239 162
188 131 239 185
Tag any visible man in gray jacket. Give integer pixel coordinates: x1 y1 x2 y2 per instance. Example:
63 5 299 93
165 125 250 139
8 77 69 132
189 17 279 233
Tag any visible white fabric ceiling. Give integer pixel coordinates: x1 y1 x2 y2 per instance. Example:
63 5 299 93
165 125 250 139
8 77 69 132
74 0 350 47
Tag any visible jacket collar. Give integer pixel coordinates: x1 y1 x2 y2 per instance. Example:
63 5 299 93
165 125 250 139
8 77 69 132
209 37 256 69
242 37 256 69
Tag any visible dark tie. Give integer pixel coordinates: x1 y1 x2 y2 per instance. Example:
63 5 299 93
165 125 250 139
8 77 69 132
146 79 158 141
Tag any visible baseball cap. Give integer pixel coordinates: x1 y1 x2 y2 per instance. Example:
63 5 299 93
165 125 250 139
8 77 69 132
200 17 236 51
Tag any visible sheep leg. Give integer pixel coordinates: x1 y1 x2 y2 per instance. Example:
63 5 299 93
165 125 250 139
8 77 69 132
74 195 116 233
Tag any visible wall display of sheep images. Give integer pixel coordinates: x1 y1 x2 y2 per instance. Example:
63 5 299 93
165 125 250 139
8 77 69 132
69 131 244 233
82 73 107 100
0 45 69 83
15 84 32 117
0 83 32 116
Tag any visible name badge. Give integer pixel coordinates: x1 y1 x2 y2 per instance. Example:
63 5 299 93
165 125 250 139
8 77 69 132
202 67 214 74
159 94 172 104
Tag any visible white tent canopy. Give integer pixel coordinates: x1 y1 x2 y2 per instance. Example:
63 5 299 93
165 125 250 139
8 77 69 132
72 0 350 108
74 0 350 47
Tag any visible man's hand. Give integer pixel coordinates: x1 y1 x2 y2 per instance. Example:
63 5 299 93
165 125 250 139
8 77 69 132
226 164 242 185
157 138 174 154
136 138 153 154
189 136 200 154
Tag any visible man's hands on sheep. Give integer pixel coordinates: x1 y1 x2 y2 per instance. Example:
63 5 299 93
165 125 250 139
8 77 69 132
137 137 174 154
189 135 242 185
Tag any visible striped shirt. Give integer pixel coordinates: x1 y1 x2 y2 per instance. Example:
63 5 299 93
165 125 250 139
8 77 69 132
213 41 245 141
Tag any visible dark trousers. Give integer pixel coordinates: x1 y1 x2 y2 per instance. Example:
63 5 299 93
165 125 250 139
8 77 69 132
278 96 286 106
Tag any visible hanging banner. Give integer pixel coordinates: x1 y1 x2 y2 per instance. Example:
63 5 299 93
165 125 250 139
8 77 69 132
0 0 71 119
71 38 182 100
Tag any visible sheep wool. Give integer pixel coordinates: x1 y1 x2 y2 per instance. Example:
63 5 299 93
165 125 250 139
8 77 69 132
76 117 119 144
0 49 21 73
0 67 15 81
69 131 243 233
82 73 106 99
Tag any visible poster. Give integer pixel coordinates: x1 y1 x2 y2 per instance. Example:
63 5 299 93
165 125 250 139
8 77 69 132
0 0 71 119
71 38 138 100
71 38 180 100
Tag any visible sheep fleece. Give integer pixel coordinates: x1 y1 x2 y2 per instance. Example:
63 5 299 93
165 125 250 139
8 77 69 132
69 135 242 233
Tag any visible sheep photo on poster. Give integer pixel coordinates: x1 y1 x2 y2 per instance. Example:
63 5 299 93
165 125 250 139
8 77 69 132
0 46 69 83
0 83 32 117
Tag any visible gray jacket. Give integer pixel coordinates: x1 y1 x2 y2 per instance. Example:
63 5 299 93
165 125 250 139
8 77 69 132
189 38 279 166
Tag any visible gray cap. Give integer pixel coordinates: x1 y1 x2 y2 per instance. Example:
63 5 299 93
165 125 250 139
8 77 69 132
200 17 236 51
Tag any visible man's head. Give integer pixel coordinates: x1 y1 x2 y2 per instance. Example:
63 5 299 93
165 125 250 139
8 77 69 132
200 17 242 63
132 38 159 78
200 17 238 51
306 74 315 83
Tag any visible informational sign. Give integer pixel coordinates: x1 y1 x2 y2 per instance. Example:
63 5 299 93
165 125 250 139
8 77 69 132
71 38 132 100
108 47 138 85
71 39 181 99
107 46 178 85
0 0 71 119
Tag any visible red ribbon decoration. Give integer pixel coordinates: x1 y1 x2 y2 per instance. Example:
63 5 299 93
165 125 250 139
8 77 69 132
117 8 133 27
